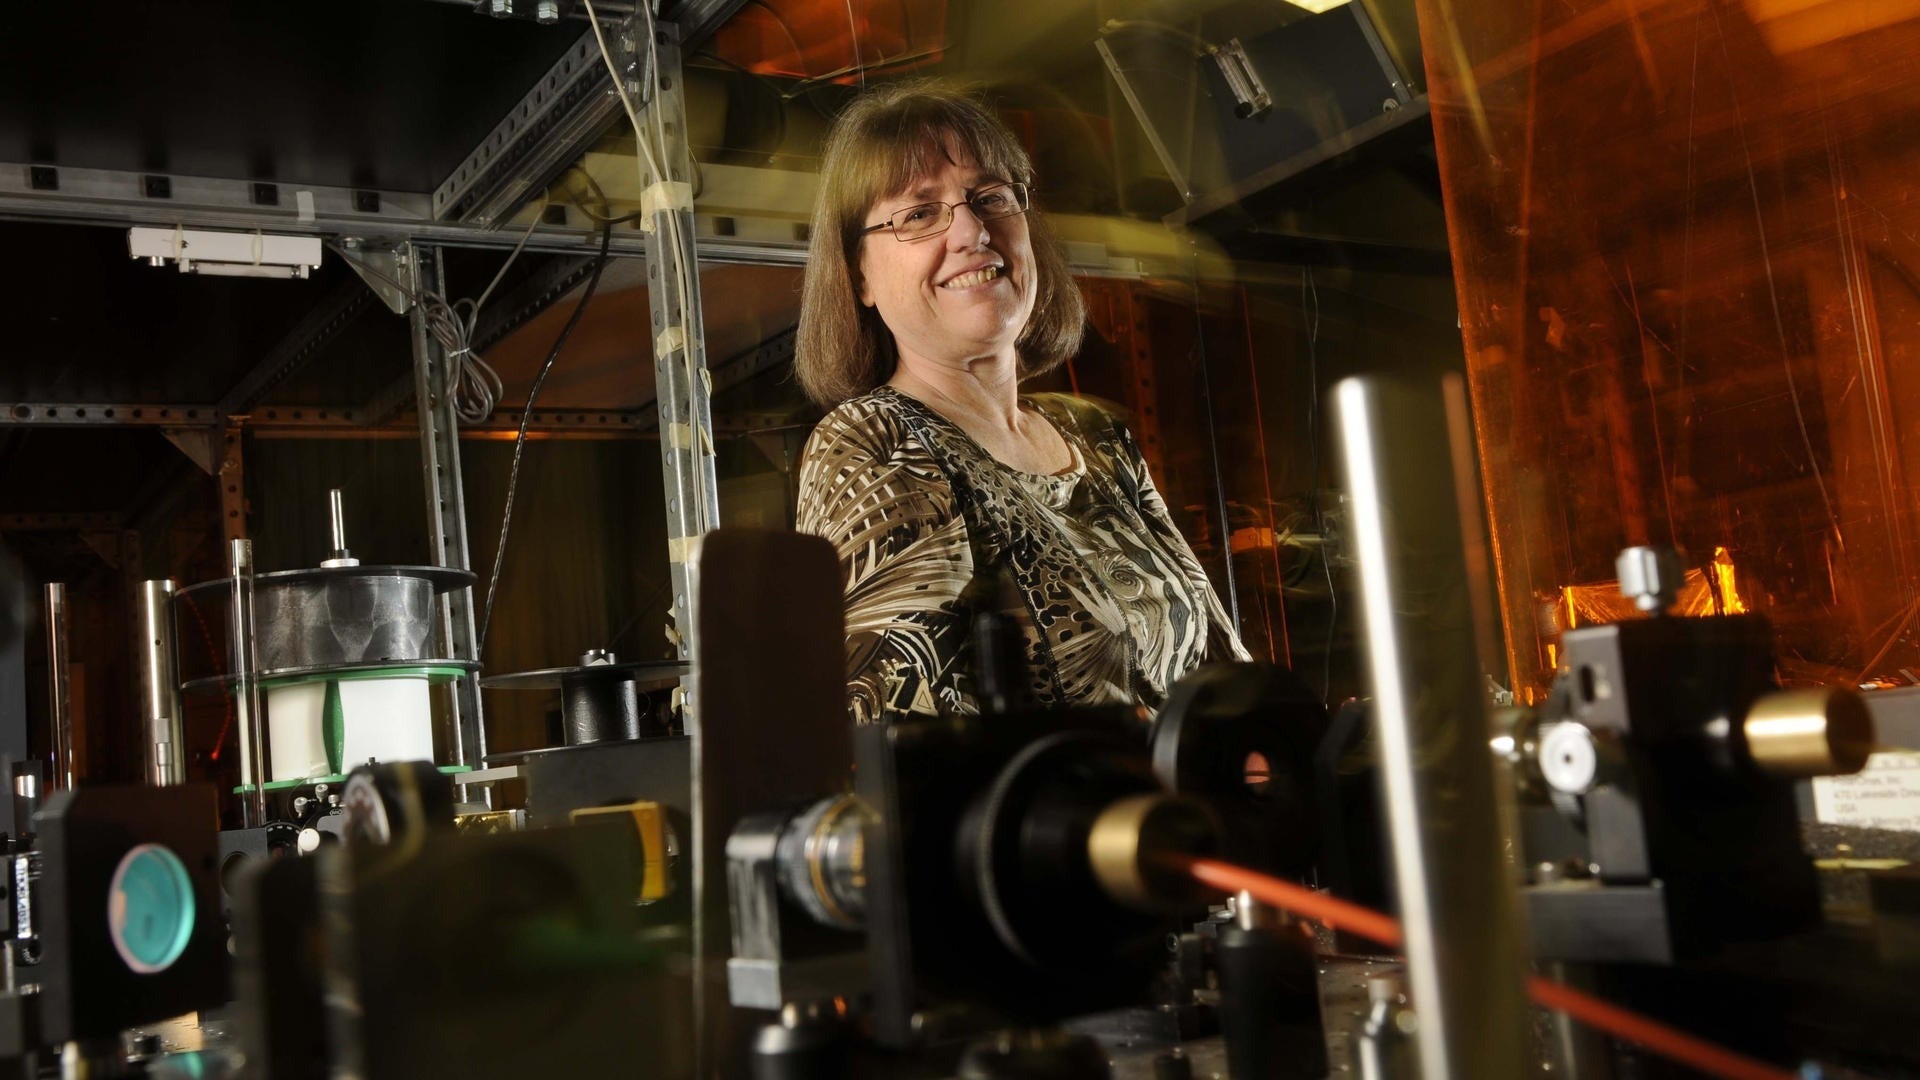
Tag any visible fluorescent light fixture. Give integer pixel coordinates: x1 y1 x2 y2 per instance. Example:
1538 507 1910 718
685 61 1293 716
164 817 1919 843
127 226 324 280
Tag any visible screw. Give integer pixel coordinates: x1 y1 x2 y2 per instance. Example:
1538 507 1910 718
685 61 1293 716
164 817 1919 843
536 0 560 22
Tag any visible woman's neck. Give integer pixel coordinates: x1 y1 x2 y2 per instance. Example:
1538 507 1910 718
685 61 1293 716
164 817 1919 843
889 354 1023 435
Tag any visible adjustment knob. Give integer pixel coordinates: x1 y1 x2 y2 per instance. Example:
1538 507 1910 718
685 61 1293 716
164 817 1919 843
1538 722 1603 795
1616 546 1683 615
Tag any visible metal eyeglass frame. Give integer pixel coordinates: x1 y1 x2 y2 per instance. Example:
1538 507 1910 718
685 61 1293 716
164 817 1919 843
859 182 1032 241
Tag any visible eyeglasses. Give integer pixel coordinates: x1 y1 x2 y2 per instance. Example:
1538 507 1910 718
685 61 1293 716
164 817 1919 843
860 182 1031 242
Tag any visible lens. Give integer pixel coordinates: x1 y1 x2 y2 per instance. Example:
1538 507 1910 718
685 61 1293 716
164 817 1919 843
107 843 196 974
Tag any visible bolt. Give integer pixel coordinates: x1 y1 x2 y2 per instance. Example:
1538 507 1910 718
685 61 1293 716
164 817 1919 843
536 0 560 22
1383 98 1401 112
489 0 513 15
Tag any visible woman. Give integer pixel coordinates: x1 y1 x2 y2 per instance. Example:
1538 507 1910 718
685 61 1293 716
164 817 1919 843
795 80 1247 726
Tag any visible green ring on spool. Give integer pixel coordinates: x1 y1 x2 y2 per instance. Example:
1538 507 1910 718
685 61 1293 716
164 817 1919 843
256 663 470 690
234 764 472 795
107 843 196 974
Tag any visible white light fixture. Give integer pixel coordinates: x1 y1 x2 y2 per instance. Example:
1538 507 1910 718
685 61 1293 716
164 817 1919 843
127 226 324 280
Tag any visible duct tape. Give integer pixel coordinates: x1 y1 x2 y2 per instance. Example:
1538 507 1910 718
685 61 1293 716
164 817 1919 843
295 190 316 223
638 181 694 233
655 325 685 360
664 422 695 450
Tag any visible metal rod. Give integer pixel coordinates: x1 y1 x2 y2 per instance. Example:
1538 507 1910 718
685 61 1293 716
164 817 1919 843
229 539 268 826
328 488 349 556
43 584 71 792
135 579 186 786
1333 373 1530 1079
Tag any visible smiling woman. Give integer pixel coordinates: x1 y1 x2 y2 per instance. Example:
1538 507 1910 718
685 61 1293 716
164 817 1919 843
793 80 1249 726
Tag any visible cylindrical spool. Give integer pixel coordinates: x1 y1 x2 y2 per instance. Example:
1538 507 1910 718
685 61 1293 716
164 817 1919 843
560 672 644 745
136 580 187 786
253 574 436 673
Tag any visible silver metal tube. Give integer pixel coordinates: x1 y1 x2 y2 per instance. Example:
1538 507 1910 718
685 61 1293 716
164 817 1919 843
43 583 71 792
328 488 348 555
229 540 268 826
1333 374 1530 1079
136 580 187 786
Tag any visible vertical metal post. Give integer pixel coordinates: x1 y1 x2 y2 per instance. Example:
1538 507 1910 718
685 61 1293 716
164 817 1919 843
637 25 721 722
625 20 722 1076
405 242 489 791
1333 373 1530 1079
135 579 186 786
229 540 268 827
43 584 71 792
326 488 350 561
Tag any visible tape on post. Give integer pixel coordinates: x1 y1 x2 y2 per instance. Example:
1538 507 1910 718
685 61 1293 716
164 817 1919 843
667 534 703 563
639 181 694 233
664 422 695 450
654 326 685 360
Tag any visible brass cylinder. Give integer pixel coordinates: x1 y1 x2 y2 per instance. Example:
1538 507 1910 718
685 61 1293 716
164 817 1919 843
1086 793 1221 912
1743 686 1874 778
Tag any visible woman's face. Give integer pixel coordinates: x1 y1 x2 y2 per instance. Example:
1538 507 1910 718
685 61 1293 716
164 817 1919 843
856 155 1037 373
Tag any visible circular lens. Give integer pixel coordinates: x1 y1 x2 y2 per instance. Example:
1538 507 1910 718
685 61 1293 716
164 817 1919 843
107 843 196 974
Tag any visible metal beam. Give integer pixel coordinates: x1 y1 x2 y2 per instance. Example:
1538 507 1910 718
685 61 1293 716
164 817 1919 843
0 161 808 263
0 159 817 269
431 27 645 226
0 403 218 427
430 0 751 228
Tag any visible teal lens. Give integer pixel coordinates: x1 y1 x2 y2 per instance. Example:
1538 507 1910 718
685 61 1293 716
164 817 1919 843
107 843 195 974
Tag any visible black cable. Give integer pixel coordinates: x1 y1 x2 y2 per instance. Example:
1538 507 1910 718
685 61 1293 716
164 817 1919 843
1301 266 1335 704
1190 253 1242 636
478 224 616 656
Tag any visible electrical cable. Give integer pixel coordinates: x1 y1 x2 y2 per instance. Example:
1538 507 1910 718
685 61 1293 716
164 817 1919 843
1169 855 1799 1080
323 204 545 426
477 224 616 655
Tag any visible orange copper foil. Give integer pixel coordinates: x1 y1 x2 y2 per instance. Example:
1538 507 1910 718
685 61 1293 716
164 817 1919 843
1416 0 1920 694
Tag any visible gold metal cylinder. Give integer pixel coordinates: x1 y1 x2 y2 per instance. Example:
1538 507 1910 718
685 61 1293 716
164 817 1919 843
1743 687 1875 778
1086 793 1220 912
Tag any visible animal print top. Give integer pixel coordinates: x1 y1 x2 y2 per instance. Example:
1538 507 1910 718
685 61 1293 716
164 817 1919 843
796 386 1248 725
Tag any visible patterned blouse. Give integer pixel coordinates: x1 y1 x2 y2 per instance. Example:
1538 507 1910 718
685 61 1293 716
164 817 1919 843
797 385 1248 725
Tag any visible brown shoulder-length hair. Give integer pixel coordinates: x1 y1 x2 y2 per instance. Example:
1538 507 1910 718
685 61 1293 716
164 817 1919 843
795 79 1086 409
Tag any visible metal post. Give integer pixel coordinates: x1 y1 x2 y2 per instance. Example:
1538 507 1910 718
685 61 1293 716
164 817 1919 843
637 25 721 724
229 540 268 827
1332 373 1530 1079
43 584 71 792
626 21 723 1076
327 488 349 559
405 243 489 794
135 579 186 786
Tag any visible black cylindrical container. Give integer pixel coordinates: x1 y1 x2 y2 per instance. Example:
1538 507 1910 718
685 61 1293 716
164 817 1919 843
1216 921 1328 1079
559 672 644 745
